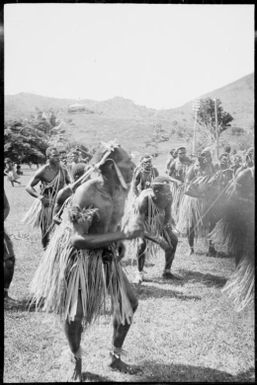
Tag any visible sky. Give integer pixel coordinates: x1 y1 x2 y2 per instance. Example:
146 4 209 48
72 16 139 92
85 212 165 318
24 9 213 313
4 4 254 109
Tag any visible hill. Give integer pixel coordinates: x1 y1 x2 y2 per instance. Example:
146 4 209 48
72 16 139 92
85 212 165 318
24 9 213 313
5 73 254 169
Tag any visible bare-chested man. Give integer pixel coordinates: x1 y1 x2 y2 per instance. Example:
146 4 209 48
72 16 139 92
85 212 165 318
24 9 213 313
53 163 87 224
24 146 70 249
177 149 215 255
132 176 178 284
167 146 192 221
29 142 144 381
131 155 159 196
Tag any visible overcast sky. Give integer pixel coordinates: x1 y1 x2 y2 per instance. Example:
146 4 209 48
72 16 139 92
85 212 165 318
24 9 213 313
4 4 254 109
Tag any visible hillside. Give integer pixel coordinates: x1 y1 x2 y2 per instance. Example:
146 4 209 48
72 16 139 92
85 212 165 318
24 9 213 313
5 73 254 168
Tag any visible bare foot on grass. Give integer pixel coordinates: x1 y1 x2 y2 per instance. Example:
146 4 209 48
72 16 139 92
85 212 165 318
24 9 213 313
109 355 141 375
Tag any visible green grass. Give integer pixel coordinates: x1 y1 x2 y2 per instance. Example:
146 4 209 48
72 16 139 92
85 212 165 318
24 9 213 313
4 168 255 382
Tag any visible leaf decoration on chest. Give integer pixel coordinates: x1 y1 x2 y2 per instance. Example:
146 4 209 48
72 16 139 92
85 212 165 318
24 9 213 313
68 204 100 229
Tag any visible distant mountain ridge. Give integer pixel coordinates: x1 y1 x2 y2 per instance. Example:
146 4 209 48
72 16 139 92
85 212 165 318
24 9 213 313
5 73 254 168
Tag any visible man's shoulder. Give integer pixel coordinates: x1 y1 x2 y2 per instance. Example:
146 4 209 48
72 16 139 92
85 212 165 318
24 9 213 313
75 178 102 196
32 164 48 178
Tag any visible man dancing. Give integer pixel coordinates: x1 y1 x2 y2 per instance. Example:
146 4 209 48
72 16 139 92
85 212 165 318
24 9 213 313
23 146 70 249
129 176 178 284
131 154 159 196
177 149 215 255
29 141 143 381
167 146 192 221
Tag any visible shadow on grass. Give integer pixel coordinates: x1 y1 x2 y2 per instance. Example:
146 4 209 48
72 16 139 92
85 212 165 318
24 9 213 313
121 258 155 268
177 269 227 288
136 284 201 302
81 371 112 382
4 298 31 312
135 361 255 383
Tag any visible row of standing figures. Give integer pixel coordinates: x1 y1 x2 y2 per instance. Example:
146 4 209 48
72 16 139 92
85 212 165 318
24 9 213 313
4 143 254 381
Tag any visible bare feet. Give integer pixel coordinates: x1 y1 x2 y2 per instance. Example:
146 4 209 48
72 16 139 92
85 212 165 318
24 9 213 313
71 357 82 382
109 354 141 375
162 271 182 280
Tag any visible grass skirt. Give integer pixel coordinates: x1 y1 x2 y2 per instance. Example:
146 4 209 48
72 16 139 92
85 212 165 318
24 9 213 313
22 199 54 238
209 200 254 311
122 188 165 263
29 219 134 327
176 194 207 238
170 183 185 222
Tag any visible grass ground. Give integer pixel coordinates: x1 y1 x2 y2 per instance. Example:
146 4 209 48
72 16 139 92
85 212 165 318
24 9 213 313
4 168 255 383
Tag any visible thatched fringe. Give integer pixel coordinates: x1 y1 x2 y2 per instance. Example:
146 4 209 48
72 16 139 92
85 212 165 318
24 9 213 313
122 189 164 263
22 169 64 237
222 257 255 312
176 194 206 238
171 183 185 222
22 199 54 238
209 202 254 312
29 218 134 327
208 219 234 255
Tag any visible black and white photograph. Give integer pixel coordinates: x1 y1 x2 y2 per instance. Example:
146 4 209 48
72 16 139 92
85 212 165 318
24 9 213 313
3 3 254 382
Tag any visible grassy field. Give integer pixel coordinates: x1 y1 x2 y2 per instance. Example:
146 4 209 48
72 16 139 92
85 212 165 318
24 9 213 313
4 168 255 383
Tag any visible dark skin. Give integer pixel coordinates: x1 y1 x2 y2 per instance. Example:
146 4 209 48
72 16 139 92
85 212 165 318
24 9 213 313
65 147 143 380
25 149 70 248
26 149 70 204
132 160 159 196
135 183 178 277
184 157 215 254
168 149 192 183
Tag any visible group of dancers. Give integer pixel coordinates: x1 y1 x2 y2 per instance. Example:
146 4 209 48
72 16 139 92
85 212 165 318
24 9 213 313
4 141 254 381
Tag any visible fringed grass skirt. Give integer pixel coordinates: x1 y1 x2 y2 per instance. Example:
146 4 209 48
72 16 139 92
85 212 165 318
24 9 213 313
222 256 255 312
29 222 134 327
122 189 164 264
171 183 185 222
177 195 206 238
22 199 54 238
209 203 254 311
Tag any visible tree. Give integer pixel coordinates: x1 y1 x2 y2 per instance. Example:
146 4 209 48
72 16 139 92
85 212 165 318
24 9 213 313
197 98 233 141
4 120 48 164
196 98 233 158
